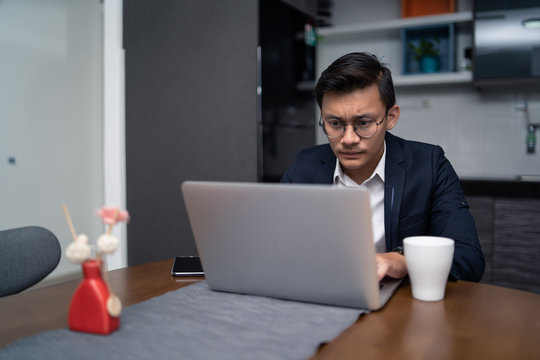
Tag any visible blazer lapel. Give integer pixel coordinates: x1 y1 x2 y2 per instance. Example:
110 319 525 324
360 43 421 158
384 133 406 251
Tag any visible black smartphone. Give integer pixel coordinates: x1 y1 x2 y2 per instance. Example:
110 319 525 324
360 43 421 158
171 256 204 277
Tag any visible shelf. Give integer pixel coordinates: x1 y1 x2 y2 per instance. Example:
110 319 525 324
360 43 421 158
316 10 474 87
402 23 455 75
393 71 472 86
317 11 472 38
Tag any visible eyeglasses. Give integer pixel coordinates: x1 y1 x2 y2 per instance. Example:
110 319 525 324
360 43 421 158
319 113 387 139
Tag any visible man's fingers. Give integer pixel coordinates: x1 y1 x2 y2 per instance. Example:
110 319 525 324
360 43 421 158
376 252 408 281
376 260 388 281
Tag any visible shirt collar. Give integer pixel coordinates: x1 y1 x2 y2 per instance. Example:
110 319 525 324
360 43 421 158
333 141 386 186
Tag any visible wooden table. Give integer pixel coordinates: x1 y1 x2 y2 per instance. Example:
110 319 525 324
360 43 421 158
1 259 539 359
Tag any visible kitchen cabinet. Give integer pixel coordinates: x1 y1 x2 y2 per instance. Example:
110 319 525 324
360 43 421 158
467 196 494 283
467 193 540 294
492 198 540 294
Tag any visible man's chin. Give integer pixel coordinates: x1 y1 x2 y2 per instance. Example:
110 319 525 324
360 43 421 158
339 159 364 170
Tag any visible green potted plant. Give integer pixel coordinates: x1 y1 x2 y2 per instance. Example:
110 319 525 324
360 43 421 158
409 37 440 73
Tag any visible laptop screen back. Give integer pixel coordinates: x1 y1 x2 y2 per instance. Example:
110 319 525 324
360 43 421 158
181 181 384 309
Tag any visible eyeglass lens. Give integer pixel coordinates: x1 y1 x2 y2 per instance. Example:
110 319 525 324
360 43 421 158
322 119 379 138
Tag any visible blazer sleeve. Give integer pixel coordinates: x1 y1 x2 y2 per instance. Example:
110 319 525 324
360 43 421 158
429 146 485 282
280 145 334 184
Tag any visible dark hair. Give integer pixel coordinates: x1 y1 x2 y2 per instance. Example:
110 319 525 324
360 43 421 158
315 52 396 112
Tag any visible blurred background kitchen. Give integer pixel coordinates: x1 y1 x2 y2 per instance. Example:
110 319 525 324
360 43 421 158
1 0 539 293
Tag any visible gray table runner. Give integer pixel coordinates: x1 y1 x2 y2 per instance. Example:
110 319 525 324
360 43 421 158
0 281 365 360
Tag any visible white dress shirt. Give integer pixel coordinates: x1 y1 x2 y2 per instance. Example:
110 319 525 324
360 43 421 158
333 142 386 253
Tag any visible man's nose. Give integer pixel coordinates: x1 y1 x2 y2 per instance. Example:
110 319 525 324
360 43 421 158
341 124 360 144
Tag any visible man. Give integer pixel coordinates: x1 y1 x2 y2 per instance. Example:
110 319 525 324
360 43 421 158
281 52 484 282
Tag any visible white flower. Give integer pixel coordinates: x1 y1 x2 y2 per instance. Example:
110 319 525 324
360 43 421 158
66 234 91 264
97 234 119 254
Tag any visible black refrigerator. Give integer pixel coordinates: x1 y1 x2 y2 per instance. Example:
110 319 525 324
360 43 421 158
258 0 318 182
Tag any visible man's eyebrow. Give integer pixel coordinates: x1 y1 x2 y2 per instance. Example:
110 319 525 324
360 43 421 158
352 113 378 119
322 112 378 120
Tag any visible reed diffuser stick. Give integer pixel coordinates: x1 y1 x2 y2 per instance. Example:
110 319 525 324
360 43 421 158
62 204 78 242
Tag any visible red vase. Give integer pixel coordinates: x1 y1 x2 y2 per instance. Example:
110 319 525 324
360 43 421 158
68 259 119 334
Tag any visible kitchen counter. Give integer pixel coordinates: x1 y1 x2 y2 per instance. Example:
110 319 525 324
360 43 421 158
461 179 540 198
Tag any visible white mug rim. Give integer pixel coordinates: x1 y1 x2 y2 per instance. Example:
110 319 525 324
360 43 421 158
403 236 454 247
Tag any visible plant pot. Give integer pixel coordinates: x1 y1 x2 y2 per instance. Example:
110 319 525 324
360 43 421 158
420 55 439 73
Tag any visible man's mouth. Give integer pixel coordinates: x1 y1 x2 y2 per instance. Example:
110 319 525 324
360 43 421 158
339 151 363 159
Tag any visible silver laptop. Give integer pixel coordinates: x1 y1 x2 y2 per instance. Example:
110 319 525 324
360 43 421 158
181 181 401 310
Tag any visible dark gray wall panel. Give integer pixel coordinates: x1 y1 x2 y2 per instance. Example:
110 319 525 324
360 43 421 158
124 1 258 265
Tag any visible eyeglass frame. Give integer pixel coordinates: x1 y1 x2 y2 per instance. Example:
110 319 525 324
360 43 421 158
318 111 388 139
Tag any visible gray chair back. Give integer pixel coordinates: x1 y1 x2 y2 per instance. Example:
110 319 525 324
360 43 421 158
0 226 61 297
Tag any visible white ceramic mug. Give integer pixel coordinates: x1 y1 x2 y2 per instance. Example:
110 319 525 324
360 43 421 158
403 236 455 302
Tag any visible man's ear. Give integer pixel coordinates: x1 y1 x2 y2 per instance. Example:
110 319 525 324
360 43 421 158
386 105 400 130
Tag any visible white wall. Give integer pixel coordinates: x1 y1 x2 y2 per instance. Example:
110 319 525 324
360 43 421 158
394 87 540 179
317 0 540 179
0 0 104 282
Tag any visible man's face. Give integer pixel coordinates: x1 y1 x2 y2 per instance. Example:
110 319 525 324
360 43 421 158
321 84 399 184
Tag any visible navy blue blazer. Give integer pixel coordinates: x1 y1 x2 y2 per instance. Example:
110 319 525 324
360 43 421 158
281 132 485 282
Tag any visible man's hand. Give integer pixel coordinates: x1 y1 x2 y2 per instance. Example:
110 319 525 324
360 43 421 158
376 252 408 281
